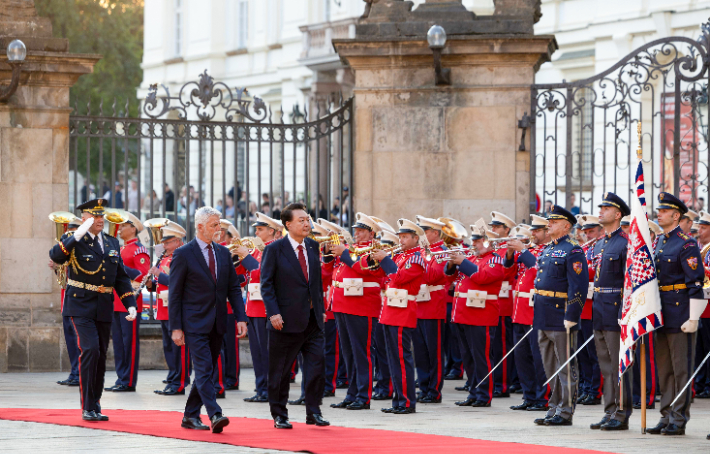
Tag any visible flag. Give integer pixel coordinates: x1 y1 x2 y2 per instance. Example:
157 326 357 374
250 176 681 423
619 159 664 375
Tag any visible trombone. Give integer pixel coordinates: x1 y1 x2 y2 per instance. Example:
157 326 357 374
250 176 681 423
48 211 78 289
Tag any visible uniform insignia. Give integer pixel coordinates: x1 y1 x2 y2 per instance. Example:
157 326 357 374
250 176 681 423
108 250 119 257
406 262 411 269
678 231 690 240
659 193 664 200
551 250 566 258
573 262 583 274
139 257 146 264
687 257 698 270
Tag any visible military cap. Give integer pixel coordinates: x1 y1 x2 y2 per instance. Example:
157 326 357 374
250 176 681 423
530 214 549 230
657 192 688 214
161 221 186 240
124 212 144 232
352 212 381 233
577 214 601 230
489 211 516 229
648 220 662 235
317 218 342 233
691 222 699 234
311 221 330 237
416 215 446 231
598 192 631 217
380 230 399 245
397 218 424 236
371 216 395 234
76 198 108 216
620 215 631 226
698 211 710 226
252 212 282 231
683 209 699 221
547 205 577 226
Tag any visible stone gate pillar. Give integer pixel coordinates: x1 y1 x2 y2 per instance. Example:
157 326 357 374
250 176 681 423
333 0 556 226
0 1 99 372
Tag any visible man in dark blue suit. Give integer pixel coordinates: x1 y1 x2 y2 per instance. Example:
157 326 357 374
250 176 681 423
260 202 329 429
169 206 248 433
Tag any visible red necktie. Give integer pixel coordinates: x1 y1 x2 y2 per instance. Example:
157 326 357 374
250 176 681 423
206 244 217 281
298 245 308 282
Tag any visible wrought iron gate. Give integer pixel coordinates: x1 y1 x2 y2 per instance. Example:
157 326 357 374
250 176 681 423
69 70 354 241
529 20 710 216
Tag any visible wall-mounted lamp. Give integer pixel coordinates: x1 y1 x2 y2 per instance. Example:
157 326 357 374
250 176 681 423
0 39 27 103
427 25 451 86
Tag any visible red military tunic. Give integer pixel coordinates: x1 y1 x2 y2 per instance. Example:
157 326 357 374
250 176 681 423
322 255 335 321
451 250 505 327
379 247 426 329
155 253 174 321
113 238 150 313
511 243 545 326
702 245 710 318
580 236 602 321
494 242 516 317
330 241 384 319
243 240 274 318
418 240 454 320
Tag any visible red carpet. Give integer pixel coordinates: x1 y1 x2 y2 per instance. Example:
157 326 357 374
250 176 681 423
0 408 608 454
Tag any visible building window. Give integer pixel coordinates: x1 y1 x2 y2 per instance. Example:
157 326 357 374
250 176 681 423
238 0 248 49
572 87 593 187
174 0 183 57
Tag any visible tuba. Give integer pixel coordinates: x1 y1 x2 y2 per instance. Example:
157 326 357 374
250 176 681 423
48 211 78 289
439 217 469 247
104 208 130 237
143 218 170 247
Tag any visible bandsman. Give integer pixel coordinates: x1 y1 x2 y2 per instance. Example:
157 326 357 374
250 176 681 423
106 212 150 393
505 217 551 412
442 217 468 382
649 221 662 243
48 199 137 421
647 193 707 436
532 205 587 427
620 216 631 235
680 209 699 235
150 221 191 396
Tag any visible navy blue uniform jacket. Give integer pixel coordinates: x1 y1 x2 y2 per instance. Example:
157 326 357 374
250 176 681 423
591 228 628 331
168 239 247 334
260 236 325 334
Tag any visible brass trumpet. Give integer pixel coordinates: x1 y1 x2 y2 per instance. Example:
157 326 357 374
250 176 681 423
425 246 473 261
228 236 265 254
48 211 79 289
143 218 170 246
104 208 130 237
362 244 402 270
482 236 531 249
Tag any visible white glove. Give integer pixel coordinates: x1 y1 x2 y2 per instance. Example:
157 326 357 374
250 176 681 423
564 320 577 330
689 298 708 320
681 319 699 333
74 217 94 240
125 306 137 321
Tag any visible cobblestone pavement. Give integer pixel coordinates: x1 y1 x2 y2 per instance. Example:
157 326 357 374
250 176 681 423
1 369 709 453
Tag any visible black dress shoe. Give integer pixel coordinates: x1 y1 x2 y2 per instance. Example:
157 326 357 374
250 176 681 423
330 400 353 408
94 412 109 421
646 422 667 434
534 416 552 425
67 379 80 387
224 384 239 391
346 401 370 410
163 379 168 384
455 398 476 406
104 385 118 392
393 406 416 414
306 414 330 426
576 394 589 404
633 402 655 409
323 390 335 398
661 423 685 436
181 416 210 430
243 394 268 403
289 397 306 405
493 391 510 398
112 385 136 392
82 410 99 421
545 415 572 426
526 403 549 411
381 407 396 413
455 385 470 392
590 417 610 430
155 388 185 395
215 392 225 399
510 401 532 410
372 393 392 401
419 396 442 404
582 396 601 405
471 400 491 407
57 378 72 385
335 380 349 389
210 413 230 433
274 416 292 429
601 419 628 431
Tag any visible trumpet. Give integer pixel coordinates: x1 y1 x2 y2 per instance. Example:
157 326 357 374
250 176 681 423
227 237 265 255
482 236 531 249
425 246 473 261
362 244 402 270
48 211 79 289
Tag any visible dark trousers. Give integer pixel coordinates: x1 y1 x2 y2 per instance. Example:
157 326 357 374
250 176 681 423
70 316 112 412
694 319 710 393
160 320 176 383
444 303 464 378
633 333 657 406
413 319 445 399
513 323 549 405
334 312 375 404
213 314 241 393
268 310 325 419
458 324 496 403
383 324 416 410
493 316 517 393
111 312 140 387
578 319 602 398
656 330 695 426
373 319 392 396
62 315 80 380
184 323 223 419
324 318 345 394
161 320 191 391
248 316 269 398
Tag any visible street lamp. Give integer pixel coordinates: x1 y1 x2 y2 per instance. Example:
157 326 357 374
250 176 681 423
0 39 26 103
427 25 451 86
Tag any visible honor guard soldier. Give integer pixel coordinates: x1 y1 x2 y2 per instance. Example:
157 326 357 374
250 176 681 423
106 212 150 393
237 212 280 403
587 193 632 431
445 223 505 407
413 216 453 403
488 212 520 396
49 199 138 421
370 219 426 414
504 219 551 412
647 193 707 436
151 221 191 396
575 215 604 406
326 212 383 411
694 211 710 399
532 205 588 427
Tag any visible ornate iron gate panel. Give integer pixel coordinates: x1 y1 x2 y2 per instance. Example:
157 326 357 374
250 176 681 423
530 20 710 216
69 71 354 242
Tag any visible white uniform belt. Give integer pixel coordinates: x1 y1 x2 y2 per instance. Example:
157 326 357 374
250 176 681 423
514 290 532 299
454 292 497 300
332 280 380 289
428 285 445 292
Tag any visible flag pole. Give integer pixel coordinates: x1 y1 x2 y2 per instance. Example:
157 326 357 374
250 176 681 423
641 336 647 434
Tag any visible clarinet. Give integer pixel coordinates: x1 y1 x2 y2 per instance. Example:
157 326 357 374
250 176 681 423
134 251 166 296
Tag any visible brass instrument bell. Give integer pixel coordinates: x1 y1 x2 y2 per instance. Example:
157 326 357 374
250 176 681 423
104 208 130 237
48 211 78 242
143 218 171 246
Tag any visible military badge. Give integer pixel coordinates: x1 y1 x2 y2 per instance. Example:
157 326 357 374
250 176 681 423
108 250 119 257
573 262 583 275
659 193 664 200
140 257 146 264
405 262 411 269
687 257 698 270
551 250 567 258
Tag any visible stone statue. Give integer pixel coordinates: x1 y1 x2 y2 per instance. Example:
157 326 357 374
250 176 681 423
360 0 381 20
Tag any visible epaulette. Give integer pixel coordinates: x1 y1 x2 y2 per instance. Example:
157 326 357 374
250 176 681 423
566 238 580 246
407 254 426 269
60 232 72 241
678 231 690 240
134 246 149 257
620 231 629 239
490 253 505 265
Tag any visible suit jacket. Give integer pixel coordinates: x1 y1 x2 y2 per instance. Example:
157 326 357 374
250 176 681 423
260 236 325 333
168 239 246 335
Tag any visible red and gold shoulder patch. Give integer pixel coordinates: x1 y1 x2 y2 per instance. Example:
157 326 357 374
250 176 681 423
687 257 698 270
573 261 583 275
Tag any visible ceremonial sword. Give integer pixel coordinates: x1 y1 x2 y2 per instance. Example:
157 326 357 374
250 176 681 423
475 327 533 388
670 349 710 407
543 334 594 387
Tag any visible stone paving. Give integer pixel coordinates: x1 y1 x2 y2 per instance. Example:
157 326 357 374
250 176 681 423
1 369 709 453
